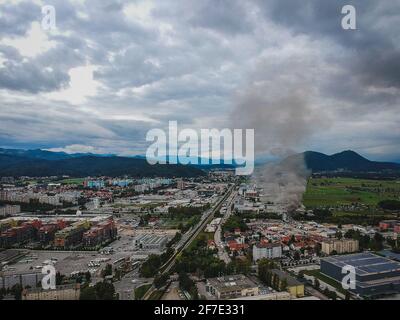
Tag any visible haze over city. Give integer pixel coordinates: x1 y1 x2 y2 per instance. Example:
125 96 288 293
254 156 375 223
1 0 400 308
0 0 399 161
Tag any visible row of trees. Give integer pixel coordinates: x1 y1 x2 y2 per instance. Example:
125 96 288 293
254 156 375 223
344 230 384 251
178 272 199 300
222 215 248 233
80 281 116 300
378 200 400 211
139 248 175 278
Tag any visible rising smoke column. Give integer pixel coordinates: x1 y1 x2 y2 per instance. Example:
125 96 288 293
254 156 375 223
231 49 330 210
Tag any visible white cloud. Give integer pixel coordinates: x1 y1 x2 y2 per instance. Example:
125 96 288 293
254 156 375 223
46 144 108 154
44 65 101 104
1 21 56 58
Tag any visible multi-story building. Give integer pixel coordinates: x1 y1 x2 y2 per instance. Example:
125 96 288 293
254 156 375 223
0 221 39 247
270 269 304 298
0 205 20 217
206 275 259 299
321 239 359 255
54 220 90 248
177 179 185 190
82 219 117 247
38 224 59 244
252 242 282 262
84 180 105 189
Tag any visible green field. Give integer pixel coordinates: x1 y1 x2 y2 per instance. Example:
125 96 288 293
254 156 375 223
58 178 85 185
303 177 400 209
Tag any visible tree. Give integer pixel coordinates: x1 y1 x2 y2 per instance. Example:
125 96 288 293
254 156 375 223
154 274 169 289
140 254 162 278
178 272 199 300
11 284 22 300
314 279 320 290
179 272 194 292
85 271 91 283
314 243 322 256
56 272 64 285
114 269 122 281
258 259 271 284
94 281 116 300
80 286 97 300
102 264 113 278
280 278 288 291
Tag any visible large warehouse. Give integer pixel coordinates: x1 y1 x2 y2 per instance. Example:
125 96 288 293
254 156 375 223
321 252 400 297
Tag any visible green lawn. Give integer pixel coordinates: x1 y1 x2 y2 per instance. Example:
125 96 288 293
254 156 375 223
58 178 85 185
134 284 151 300
303 269 346 294
303 177 400 208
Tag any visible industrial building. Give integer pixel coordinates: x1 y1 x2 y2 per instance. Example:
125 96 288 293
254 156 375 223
0 270 43 290
206 274 259 299
321 253 400 297
252 242 282 262
133 234 168 250
22 284 81 300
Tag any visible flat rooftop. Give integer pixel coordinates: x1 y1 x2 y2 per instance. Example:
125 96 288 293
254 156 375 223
207 275 258 293
322 252 400 276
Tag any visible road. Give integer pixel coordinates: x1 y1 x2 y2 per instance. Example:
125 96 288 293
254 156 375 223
114 268 152 300
303 274 345 300
305 285 329 300
142 184 236 300
214 191 236 264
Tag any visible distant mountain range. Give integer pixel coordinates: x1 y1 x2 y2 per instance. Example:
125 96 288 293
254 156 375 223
0 147 399 177
301 150 400 173
0 148 114 160
0 148 236 169
0 149 205 178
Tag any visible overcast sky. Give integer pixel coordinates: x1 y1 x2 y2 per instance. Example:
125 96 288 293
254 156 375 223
0 0 399 161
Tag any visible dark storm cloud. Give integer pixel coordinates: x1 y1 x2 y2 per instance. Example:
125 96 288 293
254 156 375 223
0 0 398 160
0 54 70 93
187 0 254 35
0 1 40 37
255 0 400 89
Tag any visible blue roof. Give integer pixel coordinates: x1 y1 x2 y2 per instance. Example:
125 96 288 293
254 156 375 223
322 252 400 276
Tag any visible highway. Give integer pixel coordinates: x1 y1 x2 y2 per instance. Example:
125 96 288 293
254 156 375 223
142 184 236 300
214 191 236 264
